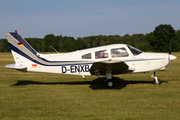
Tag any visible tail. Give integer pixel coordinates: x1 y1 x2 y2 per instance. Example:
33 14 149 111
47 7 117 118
5 30 38 70
5 31 63 71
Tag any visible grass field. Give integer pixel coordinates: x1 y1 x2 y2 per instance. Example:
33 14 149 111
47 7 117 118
0 52 180 120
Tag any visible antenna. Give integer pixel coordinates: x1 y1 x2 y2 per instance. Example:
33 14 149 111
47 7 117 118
50 45 59 54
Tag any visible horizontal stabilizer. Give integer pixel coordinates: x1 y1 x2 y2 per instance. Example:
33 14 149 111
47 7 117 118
5 64 27 72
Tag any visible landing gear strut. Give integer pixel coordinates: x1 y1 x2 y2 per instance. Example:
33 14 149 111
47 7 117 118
151 72 161 85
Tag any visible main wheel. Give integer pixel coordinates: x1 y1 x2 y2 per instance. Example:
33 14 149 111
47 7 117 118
105 79 115 88
153 78 161 85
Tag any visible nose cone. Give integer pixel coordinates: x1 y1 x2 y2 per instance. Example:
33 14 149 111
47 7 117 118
170 55 177 61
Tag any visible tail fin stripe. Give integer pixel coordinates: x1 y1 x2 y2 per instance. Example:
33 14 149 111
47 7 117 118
9 42 92 66
10 32 37 56
7 32 93 66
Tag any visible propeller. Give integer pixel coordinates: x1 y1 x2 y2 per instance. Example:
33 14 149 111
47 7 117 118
168 41 177 74
169 41 172 74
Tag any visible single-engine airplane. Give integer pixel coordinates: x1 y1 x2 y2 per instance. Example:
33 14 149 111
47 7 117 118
5 30 177 88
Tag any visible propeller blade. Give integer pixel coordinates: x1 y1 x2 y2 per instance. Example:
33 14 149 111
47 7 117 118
170 60 172 75
169 41 171 54
169 41 172 74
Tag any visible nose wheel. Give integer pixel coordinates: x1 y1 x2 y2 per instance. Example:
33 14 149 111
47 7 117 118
151 72 161 85
153 78 161 85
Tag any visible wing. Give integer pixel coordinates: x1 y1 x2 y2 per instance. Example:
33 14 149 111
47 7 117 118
89 60 134 75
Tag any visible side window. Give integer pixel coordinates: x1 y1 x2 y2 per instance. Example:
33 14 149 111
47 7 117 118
127 45 143 56
111 48 129 57
95 50 108 59
82 53 91 59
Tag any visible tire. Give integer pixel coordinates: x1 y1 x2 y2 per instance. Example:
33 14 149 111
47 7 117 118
153 78 161 85
105 79 116 88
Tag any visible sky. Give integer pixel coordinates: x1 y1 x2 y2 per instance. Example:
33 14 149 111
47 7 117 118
1 0 180 39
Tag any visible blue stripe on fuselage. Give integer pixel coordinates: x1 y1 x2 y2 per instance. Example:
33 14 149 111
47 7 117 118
9 42 93 66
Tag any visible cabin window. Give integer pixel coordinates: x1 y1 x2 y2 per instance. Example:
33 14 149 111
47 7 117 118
111 48 129 57
127 45 143 56
95 50 108 59
82 53 91 59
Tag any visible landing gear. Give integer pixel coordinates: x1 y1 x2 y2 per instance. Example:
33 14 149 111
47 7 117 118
153 78 161 85
151 72 161 85
105 77 116 88
105 71 116 88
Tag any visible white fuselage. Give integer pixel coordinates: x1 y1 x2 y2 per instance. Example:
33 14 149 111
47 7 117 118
25 44 171 76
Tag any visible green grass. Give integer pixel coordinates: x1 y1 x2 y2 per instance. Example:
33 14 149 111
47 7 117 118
0 52 180 120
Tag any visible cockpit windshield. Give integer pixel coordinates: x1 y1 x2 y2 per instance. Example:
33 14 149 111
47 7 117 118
127 45 143 56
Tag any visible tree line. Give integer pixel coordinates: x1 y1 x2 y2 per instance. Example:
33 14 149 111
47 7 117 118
1 24 180 52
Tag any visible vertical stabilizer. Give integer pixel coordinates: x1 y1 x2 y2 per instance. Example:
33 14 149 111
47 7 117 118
5 31 38 66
